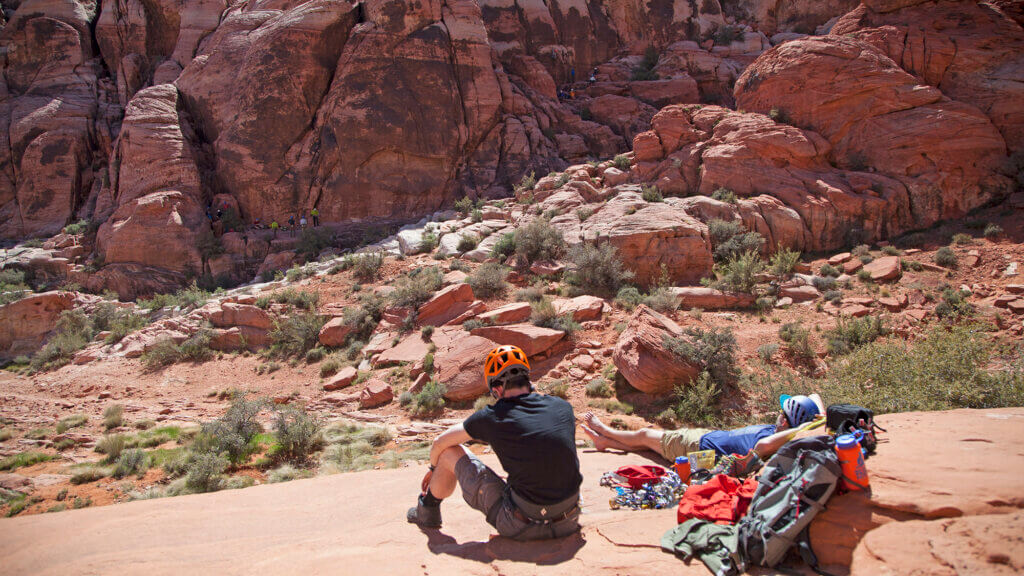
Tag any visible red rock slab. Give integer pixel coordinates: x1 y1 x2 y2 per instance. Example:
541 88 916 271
811 407 1024 567
318 317 352 347
843 297 875 306
477 302 531 325
1008 300 1024 314
863 256 902 282
323 366 358 391
1007 284 1024 295
669 287 755 310
839 304 872 317
994 294 1017 308
553 295 605 322
904 309 929 322
417 283 476 326
779 284 821 303
442 270 468 285
612 305 699 395
208 303 273 331
850 511 1024 576
373 333 432 367
469 324 565 357
431 326 499 401
828 252 852 265
842 258 864 274
877 294 907 311
530 261 565 276
358 380 393 409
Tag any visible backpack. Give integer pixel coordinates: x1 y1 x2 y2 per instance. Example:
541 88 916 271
736 436 841 572
826 404 885 457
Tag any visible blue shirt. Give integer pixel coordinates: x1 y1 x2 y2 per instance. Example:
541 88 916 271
699 425 776 456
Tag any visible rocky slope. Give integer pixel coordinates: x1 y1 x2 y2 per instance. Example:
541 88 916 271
1 0 1020 297
1 408 1021 575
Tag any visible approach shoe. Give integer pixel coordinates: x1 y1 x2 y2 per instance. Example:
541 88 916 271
406 494 442 528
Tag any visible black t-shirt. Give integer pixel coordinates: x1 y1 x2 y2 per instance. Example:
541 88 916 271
463 392 582 505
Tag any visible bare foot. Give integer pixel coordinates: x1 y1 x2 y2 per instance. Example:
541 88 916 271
583 411 613 436
581 424 612 452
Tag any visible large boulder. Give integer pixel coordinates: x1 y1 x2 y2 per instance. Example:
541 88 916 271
469 323 565 357
612 305 699 394
670 287 755 310
416 283 477 327
735 36 1012 227
0 291 78 360
552 296 605 322
318 317 352 348
431 326 498 401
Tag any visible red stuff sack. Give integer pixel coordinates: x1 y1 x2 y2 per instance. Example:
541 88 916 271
612 465 667 490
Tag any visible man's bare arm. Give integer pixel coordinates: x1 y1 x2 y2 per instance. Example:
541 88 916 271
429 423 473 467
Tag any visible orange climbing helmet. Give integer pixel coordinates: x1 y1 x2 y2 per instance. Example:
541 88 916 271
484 345 531 389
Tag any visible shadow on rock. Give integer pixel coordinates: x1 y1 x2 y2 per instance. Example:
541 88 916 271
423 529 586 565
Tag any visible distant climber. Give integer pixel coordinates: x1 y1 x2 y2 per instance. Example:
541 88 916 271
311 207 320 227
407 345 582 540
270 219 279 238
299 214 307 229
570 66 575 83
581 394 825 461
288 215 296 237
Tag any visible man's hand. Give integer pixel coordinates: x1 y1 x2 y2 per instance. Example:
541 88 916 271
420 469 433 494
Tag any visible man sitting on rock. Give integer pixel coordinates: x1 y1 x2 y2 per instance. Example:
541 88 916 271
581 394 825 462
407 345 583 540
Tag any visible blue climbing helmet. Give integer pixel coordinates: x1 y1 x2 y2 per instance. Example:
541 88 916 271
780 394 820 428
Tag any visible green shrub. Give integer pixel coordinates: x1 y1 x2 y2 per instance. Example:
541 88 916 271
353 251 386 282
0 451 55 471
643 286 678 313
812 276 837 292
823 290 843 303
819 263 840 277
826 316 888 355
96 434 127 462
491 232 516 260
419 230 439 253
934 246 957 268
389 267 443 309
585 378 614 398
320 357 342 377
673 371 721 427
25 428 48 440
62 219 90 235
705 250 763 294
470 209 483 223
757 343 779 363
779 322 814 360
540 380 569 399
711 188 737 204
713 25 741 45
407 380 446 417
270 313 327 357
286 264 315 282
516 171 537 192
857 269 872 282
102 310 148 345
530 298 580 335
462 319 484 332
454 196 474 216
823 324 1024 413
113 448 149 478
935 287 974 320
664 326 738 386
641 185 663 202
468 263 508 298
514 218 566 266
30 309 94 371
769 247 800 278
951 233 974 246
588 399 633 415
141 338 182 370
515 286 545 303
103 404 124 430
565 242 633 297
56 414 87 434
983 223 1003 239
612 155 631 171
296 228 334 261
615 286 644 310
196 395 266 464
184 451 228 493
881 245 902 256
70 467 108 484
708 219 763 262
576 207 595 222
271 405 323 464
457 235 479 253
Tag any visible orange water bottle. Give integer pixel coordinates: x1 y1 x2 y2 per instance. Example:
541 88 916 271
674 456 691 484
836 434 869 491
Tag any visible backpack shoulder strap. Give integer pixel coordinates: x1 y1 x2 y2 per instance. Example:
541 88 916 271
796 527 837 576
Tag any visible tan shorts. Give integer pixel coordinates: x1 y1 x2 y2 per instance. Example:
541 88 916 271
660 427 713 461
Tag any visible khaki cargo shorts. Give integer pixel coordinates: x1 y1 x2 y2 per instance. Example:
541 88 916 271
660 427 713 461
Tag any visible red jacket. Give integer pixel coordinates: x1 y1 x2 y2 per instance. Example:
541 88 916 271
676 474 758 525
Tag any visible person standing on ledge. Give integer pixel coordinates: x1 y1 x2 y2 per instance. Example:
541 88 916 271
311 207 320 227
407 345 582 540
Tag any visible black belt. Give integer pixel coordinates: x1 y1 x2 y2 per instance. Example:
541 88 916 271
509 488 579 524
512 503 578 524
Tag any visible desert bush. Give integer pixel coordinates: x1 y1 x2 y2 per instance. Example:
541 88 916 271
490 232 517 260
757 343 779 364
454 196 474 216
769 247 800 278
457 235 479 253
516 171 537 192
673 371 721 427
779 322 814 360
812 276 837 292
470 209 483 223
612 155 631 171
588 398 634 415
576 207 594 222
951 233 974 246
530 298 580 335
643 286 678 313
983 223 1003 239
826 316 888 356
184 451 228 493
468 263 508 298
30 309 94 371
296 228 334 261
540 380 569 399
515 285 545 303
565 242 633 297
418 230 439 253
585 378 614 398
113 448 149 478
819 263 840 278
708 219 763 262
934 246 957 268
514 218 566 266
713 25 741 45
711 187 737 204
615 286 644 310
935 287 974 320
103 404 124 430
70 467 108 485
407 380 446 417
343 293 384 341
705 250 763 294
96 433 127 462
823 290 843 303
388 267 443 310
641 184 663 202
881 245 902 256
320 357 342 377
270 405 323 464
348 251 385 282
197 395 266 464
56 414 87 434
0 451 55 471
823 324 1024 413
285 264 315 283
664 326 738 387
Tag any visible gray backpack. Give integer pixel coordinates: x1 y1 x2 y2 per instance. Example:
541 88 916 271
736 436 841 571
